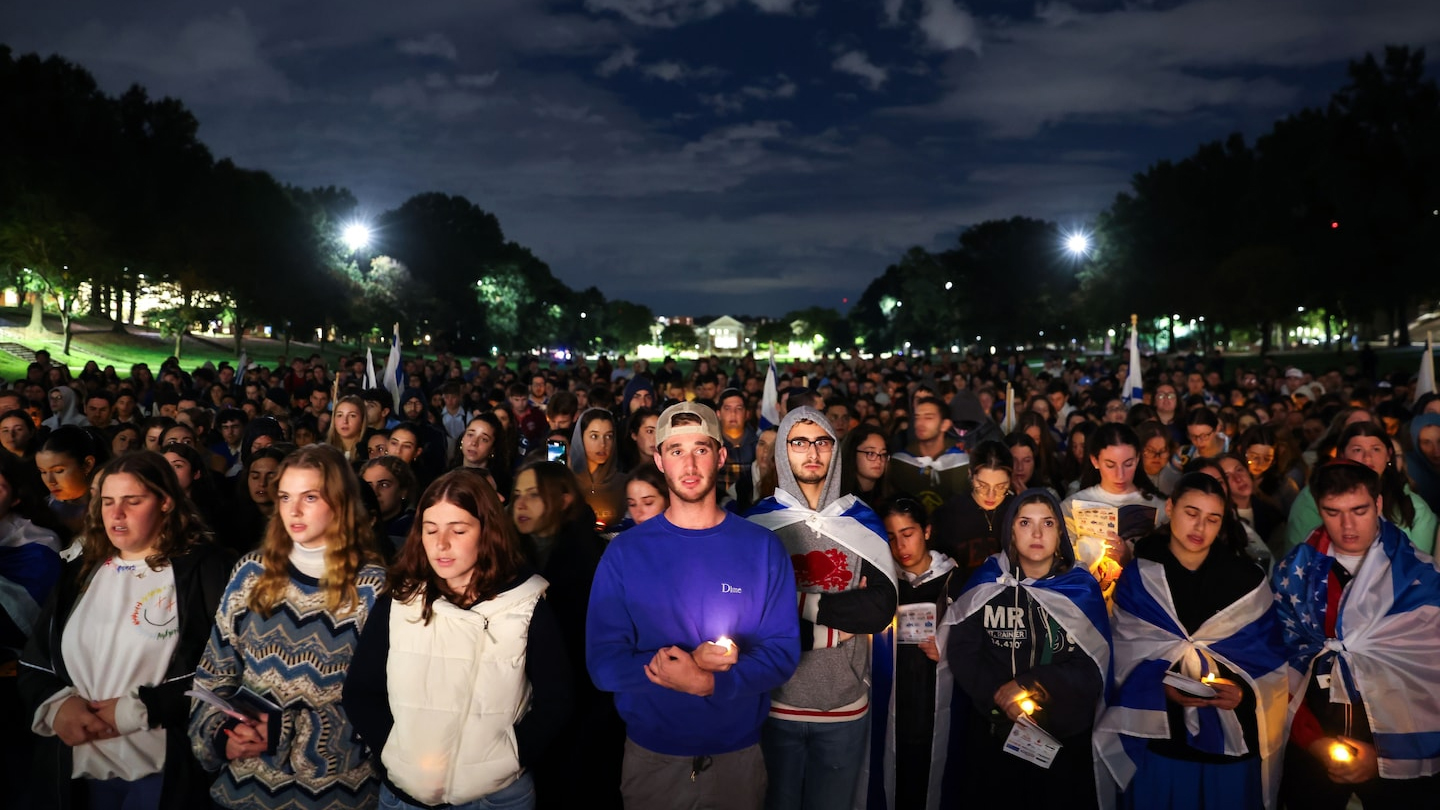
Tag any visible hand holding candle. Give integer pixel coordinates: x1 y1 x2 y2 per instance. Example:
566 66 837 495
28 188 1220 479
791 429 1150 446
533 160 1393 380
691 636 739 673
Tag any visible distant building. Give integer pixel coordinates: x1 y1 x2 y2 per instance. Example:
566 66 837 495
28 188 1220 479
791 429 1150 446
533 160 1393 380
702 315 747 355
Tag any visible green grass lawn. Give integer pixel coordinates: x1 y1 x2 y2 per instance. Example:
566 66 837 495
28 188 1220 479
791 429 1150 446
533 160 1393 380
0 308 364 384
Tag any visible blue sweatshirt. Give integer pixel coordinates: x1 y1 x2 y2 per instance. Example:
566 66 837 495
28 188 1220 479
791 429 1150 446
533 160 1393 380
586 512 800 756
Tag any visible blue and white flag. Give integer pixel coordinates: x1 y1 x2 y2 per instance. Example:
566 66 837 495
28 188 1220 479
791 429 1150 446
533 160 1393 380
760 350 780 430
746 489 896 592
381 323 403 413
1095 559 1288 809
946 550 1113 808
1122 322 1144 407
1274 522 1440 779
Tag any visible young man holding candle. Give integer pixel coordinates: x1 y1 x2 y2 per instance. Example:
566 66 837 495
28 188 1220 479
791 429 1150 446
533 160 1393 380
1275 461 1440 808
586 402 800 810
745 406 899 810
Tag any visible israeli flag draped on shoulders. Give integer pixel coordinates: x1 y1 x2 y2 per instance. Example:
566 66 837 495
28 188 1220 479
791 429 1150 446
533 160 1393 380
943 548 1113 807
746 488 897 591
1095 558 1288 809
1274 521 1440 780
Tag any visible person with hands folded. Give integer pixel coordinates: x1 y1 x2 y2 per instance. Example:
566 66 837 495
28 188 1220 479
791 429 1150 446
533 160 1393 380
20 452 234 810
587 403 799 810
1274 460 1440 808
1096 473 1288 810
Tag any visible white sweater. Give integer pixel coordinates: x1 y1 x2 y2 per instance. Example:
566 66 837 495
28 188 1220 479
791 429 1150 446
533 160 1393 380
383 575 548 805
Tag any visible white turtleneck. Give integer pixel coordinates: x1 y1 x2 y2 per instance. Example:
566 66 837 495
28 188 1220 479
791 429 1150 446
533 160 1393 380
289 542 327 578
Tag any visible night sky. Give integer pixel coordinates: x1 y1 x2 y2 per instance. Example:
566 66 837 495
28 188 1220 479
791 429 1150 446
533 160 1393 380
5 1 1438 317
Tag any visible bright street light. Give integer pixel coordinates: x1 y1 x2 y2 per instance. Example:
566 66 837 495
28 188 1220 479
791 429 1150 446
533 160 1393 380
1064 230 1091 257
342 223 371 252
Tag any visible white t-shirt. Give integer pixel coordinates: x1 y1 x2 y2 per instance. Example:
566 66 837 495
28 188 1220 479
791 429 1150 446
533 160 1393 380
56 558 178 779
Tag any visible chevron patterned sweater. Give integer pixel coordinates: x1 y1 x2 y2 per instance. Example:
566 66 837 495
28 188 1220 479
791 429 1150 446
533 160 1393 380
188 552 387 810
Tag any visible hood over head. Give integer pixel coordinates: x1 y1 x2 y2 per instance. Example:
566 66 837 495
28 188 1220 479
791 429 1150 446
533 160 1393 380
996 487 1077 579
569 407 619 480
949 389 990 426
620 375 654 416
775 405 843 510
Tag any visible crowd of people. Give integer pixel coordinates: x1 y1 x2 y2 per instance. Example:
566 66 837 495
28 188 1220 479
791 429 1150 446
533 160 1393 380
2 343 1440 810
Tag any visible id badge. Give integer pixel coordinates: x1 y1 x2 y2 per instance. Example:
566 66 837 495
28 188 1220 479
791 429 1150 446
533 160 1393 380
1002 716 1061 769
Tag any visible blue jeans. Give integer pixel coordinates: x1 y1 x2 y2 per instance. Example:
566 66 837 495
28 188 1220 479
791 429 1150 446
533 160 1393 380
379 773 535 810
761 715 869 810
86 773 163 810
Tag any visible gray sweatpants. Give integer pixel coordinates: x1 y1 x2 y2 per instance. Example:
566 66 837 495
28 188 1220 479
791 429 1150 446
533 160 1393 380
619 737 766 810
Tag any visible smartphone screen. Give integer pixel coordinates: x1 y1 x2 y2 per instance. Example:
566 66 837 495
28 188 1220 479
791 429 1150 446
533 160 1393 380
547 440 567 464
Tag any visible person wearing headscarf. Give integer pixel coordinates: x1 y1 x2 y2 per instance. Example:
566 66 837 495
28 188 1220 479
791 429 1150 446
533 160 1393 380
1404 412 1440 515
944 488 1111 809
569 408 627 530
745 406 898 810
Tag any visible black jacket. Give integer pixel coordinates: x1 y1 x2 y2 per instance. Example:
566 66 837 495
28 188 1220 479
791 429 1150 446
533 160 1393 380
18 542 235 810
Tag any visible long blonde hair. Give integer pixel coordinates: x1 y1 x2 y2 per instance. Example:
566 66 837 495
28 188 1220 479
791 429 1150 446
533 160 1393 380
247 444 382 618
324 394 367 459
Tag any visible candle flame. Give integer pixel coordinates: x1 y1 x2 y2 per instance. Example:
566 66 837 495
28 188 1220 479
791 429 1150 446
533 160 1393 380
1330 742 1353 763
1203 673 1216 684
1019 698 1036 715
714 637 735 653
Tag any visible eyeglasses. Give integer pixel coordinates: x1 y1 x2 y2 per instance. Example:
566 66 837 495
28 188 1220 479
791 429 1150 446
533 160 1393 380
858 449 890 461
1105 404 1127 413
1156 393 1177 401
972 481 1009 497
787 436 836 452
1142 448 1169 460
1188 430 1214 448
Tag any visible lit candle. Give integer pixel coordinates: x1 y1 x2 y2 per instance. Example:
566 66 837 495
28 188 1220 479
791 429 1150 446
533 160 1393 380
713 637 735 654
1202 673 1217 684
1019 698 1036 715
1330 742 1354 763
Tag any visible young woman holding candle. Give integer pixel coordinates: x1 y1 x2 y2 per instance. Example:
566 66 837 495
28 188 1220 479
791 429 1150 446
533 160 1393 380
944 489 1111 809
1095 473 1288 809
880 496 967 810
343 471 573 810
188 444 388 809
1062 423 1168 590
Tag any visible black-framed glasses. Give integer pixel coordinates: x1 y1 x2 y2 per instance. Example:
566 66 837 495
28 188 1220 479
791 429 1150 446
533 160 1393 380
858 449 890 461
787 437 836 452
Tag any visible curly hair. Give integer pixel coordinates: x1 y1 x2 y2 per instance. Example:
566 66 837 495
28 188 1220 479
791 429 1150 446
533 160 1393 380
247 444 383 618
389 471 525 624
78 451 210 582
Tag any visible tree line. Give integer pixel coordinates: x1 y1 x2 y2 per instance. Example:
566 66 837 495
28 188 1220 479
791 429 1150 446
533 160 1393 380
848 46 1440 356
0 45 656 357
2 44 1436 360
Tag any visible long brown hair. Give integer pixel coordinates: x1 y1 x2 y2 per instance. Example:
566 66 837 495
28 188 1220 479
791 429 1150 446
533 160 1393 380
389 471 525 623
513 460 585 537
79 451 209 583
247 444 383 618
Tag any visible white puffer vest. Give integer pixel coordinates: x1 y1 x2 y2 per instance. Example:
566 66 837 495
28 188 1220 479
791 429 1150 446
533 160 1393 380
382 575 548 805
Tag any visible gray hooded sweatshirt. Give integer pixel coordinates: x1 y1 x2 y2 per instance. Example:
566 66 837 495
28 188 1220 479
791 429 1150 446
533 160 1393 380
748 406 899 719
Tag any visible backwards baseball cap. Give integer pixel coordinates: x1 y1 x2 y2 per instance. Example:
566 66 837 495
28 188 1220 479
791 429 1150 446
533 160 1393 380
1285 367 1304 378
655 401 722 447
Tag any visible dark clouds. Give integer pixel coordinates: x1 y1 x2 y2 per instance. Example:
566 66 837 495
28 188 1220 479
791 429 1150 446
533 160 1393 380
3 0 1438 316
